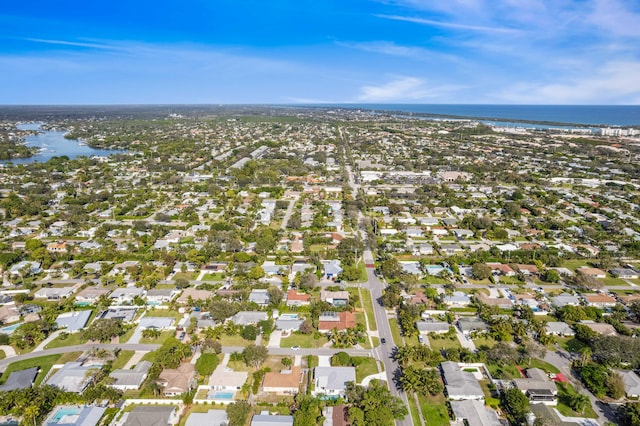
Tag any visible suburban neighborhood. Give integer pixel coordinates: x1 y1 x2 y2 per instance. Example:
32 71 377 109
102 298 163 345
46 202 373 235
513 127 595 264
0 105 639 425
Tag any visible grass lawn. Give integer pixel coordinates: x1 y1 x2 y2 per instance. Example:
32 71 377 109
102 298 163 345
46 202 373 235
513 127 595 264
280 333 328 349
472 335 497 349
219 334 253 347
144 309 182 319
173 272 197 281
140 330 175 345
428 337 461 352
601 276 628 286
407 395 421 426
57 351 83 364
359 288 377 331
0 350 4 360
0 354 61 385
141 351 156 363
556 382 598 418
195 353 220 376
526 358 560 374
44 332 85 349
388 318 403 346
112 350 135 369
561 260 590 272
201 273 225 281
353 356 380 383
417 393 449 426
487 363 522 380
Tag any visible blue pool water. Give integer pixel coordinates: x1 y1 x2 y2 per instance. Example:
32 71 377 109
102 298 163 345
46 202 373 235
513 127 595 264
279 314 299 320
209 391 235 400
0 323 23 335
51 406 81 422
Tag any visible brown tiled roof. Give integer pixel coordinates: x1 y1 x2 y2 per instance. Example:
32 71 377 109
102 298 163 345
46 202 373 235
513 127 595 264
262 366 303 389
318 311 356 332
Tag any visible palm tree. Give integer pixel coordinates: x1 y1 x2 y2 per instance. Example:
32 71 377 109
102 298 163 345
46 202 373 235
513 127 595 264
569 393 590 414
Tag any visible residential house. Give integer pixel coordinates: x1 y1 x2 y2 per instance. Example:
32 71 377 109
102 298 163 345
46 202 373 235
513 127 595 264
577 267 606 279
0 305 20 324
229 311 268 326
416 320 450 336
551 293 581 308
55 310 92 332
109 361 153 391
34 286 76 301
513 368 557 405
453 229 474 239
318 311 356 333
262 366 303 395
444 292 471 308
98 307 138 323
450 400 501 426
249 289 271 306
516 264 539 276
0 367 38 391
579 320 617 336
46 242 68 253
457 317 489 336
285 290 311 307
46 362 97 393
620 370 640 399
122 406 178 426
146 289 179 305
75 287 110 305
177 288 213 304
157 363 197 396
209 365 248 392
611 268 640 279
109 287 145 304
322 260 343 279
276 317 304 332
583 294 617 309
312 367 356 398
320 290 349 307
545 322 575 337
486 263 516 276
440 361 484 400
9 261 41 275
413 243 434 256
251 414 294 426
185 410 228 426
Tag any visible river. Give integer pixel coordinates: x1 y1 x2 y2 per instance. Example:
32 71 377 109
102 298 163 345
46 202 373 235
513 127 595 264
1 123 126 164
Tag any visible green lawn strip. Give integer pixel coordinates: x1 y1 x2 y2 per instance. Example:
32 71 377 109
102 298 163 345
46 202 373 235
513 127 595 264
112 350 135 369
280 333 328 349
359 288 377 331
140 330 175 345
195 353 220 376
140 351 156 363
486 363 522 380
57 351 83 364
357 262 368 282
201 273 225 281
353 357 380 383
144 310 182 319
525 358 560 374
472 335 497 350
556 382 598 418
120 326 137 344
407 394 422 426
428 337 461 351
44 331 85 349
417 393 449 426
0 350 5 360
219 334 253 347
388 318 403 346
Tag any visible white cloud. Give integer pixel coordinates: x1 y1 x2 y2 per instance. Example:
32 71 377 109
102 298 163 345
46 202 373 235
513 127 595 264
495 61 640 104
377 14 521 33
357 76 463 101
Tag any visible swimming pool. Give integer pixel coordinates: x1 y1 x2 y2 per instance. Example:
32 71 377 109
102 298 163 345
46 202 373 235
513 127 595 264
0 322 23 335
50 406 81 423
208 391 235 400
279 314 299 320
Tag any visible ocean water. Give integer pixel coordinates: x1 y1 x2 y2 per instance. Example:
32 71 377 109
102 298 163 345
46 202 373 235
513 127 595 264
308 104 640 127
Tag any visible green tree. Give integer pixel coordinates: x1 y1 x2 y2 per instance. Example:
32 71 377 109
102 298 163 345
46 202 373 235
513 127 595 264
242 344 268 368
503 387 530 423
226 401 251 426
471 263 492 280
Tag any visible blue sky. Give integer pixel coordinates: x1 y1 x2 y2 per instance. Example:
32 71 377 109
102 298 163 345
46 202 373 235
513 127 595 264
2 0 640 104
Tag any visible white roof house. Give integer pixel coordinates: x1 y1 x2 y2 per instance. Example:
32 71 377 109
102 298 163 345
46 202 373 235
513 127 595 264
440 361 484 401
621 370 640 398
209 365 249 392
312 367 356 398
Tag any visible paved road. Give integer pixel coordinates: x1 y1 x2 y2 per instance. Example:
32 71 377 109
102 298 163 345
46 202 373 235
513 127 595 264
364 249 413 426
280 198 297 230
